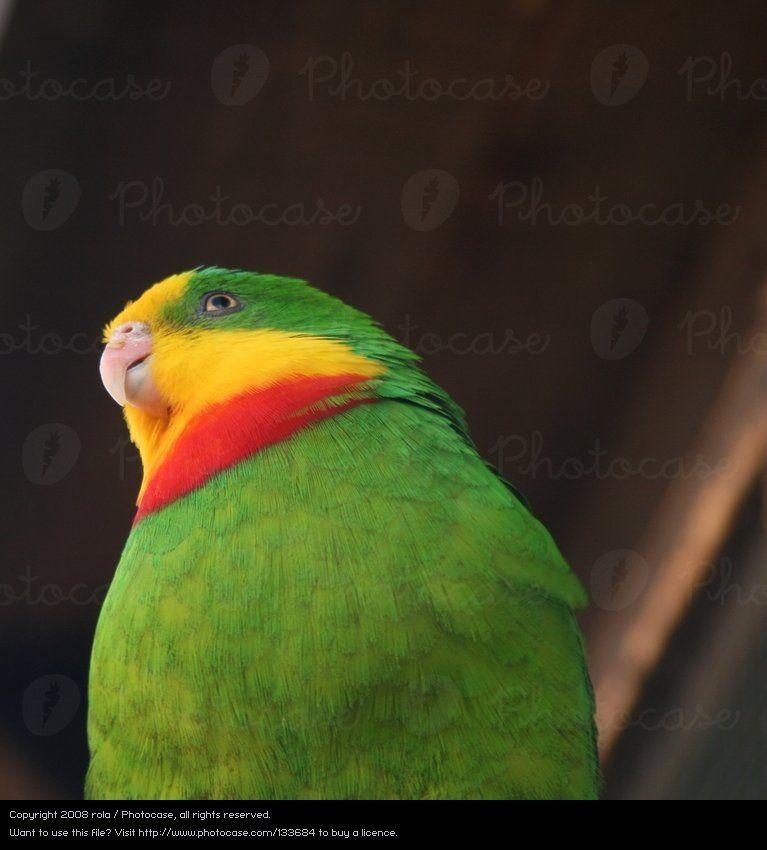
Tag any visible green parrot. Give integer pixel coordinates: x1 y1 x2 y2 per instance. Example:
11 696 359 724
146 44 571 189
88 267 598 799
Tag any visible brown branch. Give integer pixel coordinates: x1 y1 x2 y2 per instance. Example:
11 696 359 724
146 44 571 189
0 735 62 799
593 284 767 760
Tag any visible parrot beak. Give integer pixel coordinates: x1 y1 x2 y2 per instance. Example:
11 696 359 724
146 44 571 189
100 322 168 419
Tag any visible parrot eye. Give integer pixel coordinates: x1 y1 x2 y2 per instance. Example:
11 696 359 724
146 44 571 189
200 292 243 315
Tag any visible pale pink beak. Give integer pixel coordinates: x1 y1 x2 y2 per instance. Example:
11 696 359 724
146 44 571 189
100 322 168 418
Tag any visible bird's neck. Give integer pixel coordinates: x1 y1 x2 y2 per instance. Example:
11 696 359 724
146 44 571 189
131 373 377 524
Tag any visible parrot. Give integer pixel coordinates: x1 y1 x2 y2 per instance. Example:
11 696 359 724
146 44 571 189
87 267 598 800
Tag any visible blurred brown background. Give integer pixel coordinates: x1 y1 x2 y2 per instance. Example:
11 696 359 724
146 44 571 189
2 0 766 800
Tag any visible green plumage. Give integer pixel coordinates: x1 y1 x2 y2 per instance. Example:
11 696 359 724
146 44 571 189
87 269 598 799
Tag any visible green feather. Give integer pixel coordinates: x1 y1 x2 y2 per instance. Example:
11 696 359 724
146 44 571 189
87 269 598 799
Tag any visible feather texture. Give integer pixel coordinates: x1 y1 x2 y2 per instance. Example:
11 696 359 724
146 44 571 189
87 269 598 799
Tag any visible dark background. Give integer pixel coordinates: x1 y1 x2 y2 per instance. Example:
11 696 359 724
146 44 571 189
2 0 767 799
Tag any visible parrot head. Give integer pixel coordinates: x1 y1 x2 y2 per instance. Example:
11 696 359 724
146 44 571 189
100 268 467 517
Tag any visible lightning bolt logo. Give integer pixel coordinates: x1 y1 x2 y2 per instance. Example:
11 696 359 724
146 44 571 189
41 429 62 476
609 556 630 601
230 52 251 97
610 51 630 99
42 177 61 221
420 177 440 222
610 305 630 351
41 679 61 728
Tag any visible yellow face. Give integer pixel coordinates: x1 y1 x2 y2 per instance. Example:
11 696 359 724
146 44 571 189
101 271 383 499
